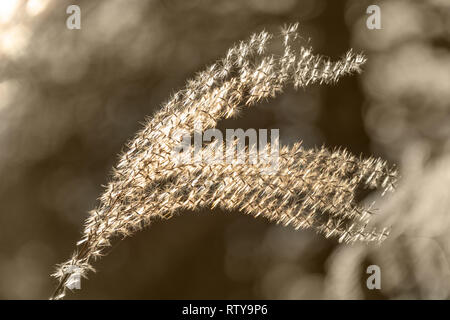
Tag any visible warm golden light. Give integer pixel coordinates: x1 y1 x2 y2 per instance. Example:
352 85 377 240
0 26 30 57
0 0 20 24
26 0 50 17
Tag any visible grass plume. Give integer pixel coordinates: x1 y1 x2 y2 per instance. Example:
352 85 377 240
51 23 397 299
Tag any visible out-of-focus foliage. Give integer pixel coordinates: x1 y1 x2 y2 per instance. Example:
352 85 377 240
324 0 450 299
0 0 448 299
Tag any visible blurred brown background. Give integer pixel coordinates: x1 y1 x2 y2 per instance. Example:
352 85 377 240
0 0 449 299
